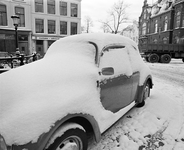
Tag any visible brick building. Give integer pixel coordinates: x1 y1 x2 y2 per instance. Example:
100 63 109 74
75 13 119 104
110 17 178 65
138 0 184 63
139 0 184 47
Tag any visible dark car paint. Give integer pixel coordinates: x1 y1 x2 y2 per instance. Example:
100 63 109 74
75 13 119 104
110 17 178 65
131 72 140 101
100 74 132 113
135 75 153 105
9 42 153 150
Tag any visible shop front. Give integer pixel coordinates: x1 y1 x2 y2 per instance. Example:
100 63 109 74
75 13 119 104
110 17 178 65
32 36 61 57
0 29 30 55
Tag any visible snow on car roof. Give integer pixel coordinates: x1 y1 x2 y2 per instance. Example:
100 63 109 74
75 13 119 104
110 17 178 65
45 33 138 57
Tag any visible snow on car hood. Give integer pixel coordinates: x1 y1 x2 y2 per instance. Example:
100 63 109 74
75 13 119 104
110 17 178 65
0 33 151 146
0 54 98 145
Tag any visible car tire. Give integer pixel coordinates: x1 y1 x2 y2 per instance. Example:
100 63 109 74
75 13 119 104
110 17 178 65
45 127 88 150
148 54 159 63
136 81 150 108
182 58 184 63
160 54 171 63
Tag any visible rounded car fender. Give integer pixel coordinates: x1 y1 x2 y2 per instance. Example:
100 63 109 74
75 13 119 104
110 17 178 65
37 113 101 150
136 75 153 103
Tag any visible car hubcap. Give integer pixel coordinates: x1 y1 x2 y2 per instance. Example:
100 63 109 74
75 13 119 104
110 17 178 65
144 84 150 100
56 136 83 150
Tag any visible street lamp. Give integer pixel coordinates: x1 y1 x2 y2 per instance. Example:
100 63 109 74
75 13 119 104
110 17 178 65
11 15 20 51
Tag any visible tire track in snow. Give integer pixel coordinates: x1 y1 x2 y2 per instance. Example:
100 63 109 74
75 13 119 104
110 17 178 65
148 62 184 150
148 65 184 88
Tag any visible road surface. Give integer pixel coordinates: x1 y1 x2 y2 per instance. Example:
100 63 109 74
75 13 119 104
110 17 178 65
88 59 184 150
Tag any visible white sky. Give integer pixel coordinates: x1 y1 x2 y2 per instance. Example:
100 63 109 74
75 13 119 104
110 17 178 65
81 0 155 32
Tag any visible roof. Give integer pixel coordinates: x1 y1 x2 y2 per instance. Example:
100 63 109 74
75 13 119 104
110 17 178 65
45 33 138 58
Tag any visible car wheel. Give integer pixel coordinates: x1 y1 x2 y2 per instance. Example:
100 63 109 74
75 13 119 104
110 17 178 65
136 81 150 108
148 54 159 63
160 54 171 63
45 128 88 150
182 58 184 63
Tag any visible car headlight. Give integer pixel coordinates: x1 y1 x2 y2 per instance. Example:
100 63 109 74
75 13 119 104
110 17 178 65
0 134 7 150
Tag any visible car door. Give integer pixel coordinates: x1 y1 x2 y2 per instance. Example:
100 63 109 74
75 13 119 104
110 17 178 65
99 45 133 113
127 45 141 101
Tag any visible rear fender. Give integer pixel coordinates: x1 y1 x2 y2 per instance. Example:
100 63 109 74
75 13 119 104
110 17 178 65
38 113 101 150
13 114 101 150
136 75 153 104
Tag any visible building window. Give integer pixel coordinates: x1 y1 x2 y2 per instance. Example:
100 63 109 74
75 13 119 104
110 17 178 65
164 16 168 31
60 1 67 16
35 19 44 33
15 7 25 27
142 23 146 35
174 36 179 44
144 9 146 19
71 22 77 35
176 11 181 28
0 4 7 26
163 37 168 44
48 0 55 14
180 36 184 44
48 40 55 48
182 15 184 27
153 39 157 44
154 20 158 33
36 40 44 56
48 20 55 34
71 3 78 17
35 0 43 13
60 21 67 35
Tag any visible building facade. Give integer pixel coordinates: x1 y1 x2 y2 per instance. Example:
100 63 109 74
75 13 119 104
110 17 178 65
121 20 139 44
0 0 82 56
139 0 184 47
138 0 184 63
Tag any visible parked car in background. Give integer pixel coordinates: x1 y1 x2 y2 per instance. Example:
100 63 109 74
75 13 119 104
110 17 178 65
0 33 153 150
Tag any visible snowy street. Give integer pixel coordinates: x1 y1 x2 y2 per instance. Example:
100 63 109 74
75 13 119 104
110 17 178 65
89 59 184 150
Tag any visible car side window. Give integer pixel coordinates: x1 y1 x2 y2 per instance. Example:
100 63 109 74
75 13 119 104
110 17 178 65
99 46 133 78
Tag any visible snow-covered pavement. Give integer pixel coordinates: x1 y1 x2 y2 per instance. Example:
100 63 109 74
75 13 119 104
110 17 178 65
88 59 184 150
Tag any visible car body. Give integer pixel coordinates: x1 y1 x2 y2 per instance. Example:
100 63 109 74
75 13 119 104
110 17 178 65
0 33 153 150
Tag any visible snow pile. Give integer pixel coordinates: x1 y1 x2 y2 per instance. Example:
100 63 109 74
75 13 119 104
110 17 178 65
0 33 150 146
150 0 174 17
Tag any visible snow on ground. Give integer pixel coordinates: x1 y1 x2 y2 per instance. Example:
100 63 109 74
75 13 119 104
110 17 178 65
88 59 184 150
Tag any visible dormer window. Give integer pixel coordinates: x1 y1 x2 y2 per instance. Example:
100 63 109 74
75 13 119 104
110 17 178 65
164 16 168 31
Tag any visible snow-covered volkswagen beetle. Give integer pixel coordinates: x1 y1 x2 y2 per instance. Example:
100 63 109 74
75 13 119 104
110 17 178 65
0 33 153 150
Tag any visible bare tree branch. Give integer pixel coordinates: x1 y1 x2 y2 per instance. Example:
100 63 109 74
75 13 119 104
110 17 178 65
99 20 114 33
83 16 93 33
100 0 130 34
